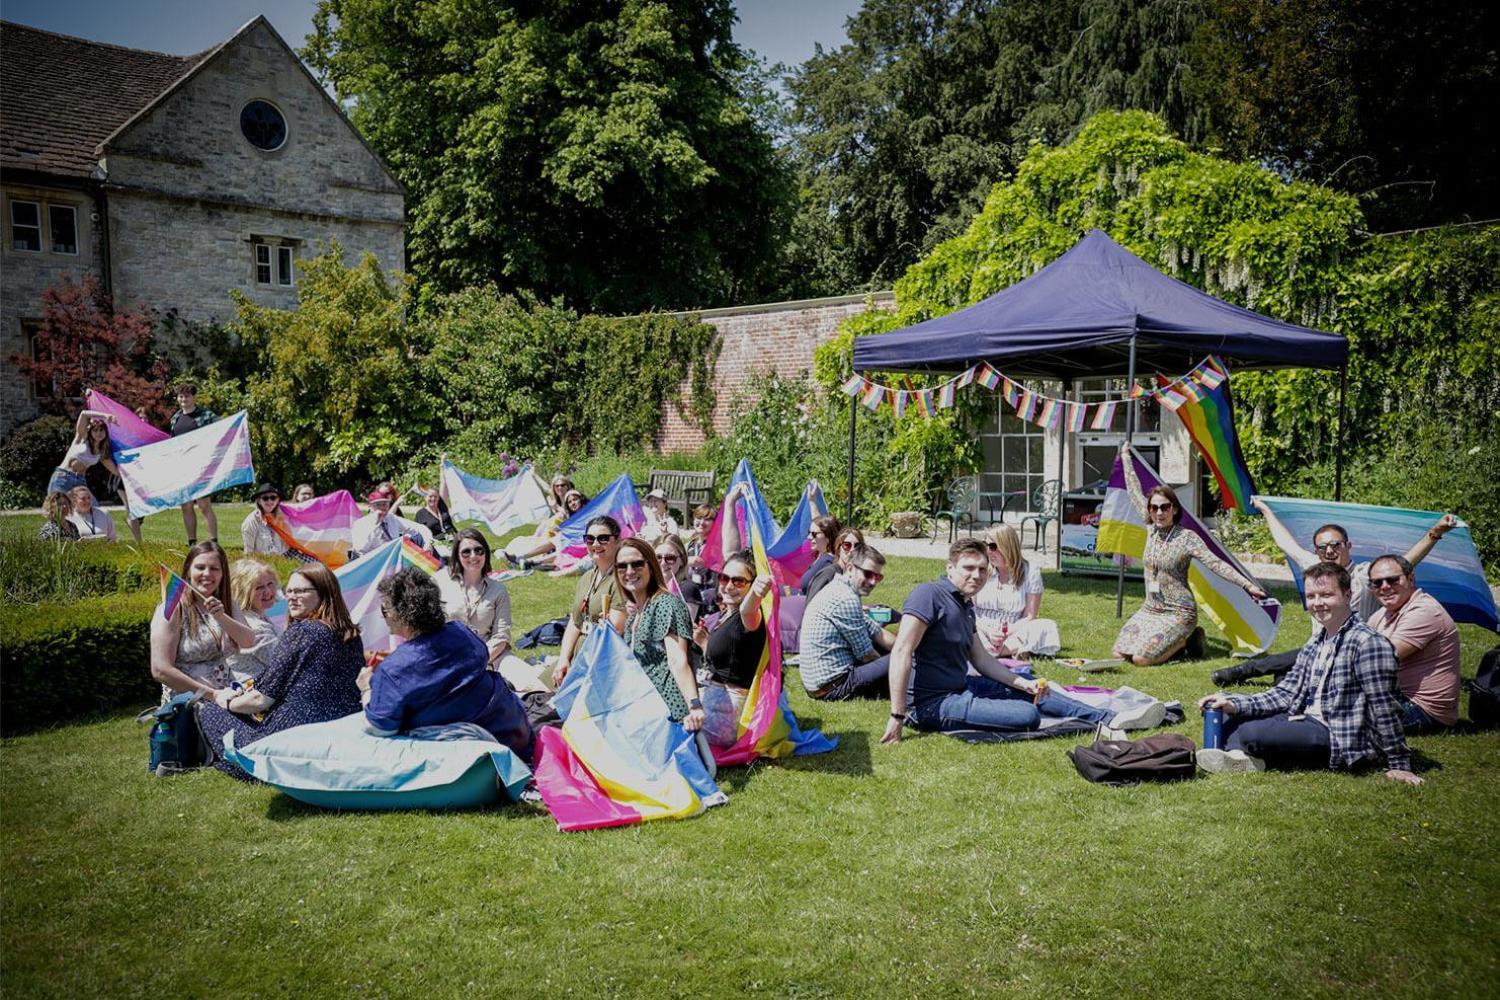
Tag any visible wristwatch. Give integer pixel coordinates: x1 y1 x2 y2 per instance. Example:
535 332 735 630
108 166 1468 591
689 697 704 710
890 711 905 721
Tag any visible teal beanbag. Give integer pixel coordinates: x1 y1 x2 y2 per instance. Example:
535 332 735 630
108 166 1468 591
223 713 532 810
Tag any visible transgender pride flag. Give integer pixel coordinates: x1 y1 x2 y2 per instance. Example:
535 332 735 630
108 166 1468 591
266 537 411 651
116 411 255 518
440 459 552 535
268 490 361 568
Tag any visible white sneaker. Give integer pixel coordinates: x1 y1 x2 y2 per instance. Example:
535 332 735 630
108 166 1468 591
1095 723 1130 742
1196 748 1266 774
1110 701 1167 731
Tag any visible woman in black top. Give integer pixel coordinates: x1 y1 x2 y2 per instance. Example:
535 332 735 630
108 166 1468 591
413 489 457 542
692 550 772 746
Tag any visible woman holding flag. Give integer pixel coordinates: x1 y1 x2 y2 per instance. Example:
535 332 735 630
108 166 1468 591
692 550 771 746
149 542 258 704
240 482 289 556
615 538 705 732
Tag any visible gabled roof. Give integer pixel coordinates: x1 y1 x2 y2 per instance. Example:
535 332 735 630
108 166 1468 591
0 21 210 178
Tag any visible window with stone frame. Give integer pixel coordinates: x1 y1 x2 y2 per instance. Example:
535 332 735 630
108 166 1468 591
48 204 78 255
10 199 41 252
253 240 296 286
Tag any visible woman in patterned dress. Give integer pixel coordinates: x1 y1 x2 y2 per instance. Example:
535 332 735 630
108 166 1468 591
1112 447 1267 665
149 541 257 703
614 537 705 732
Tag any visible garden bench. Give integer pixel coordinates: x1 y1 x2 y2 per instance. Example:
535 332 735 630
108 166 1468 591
647 469 717 524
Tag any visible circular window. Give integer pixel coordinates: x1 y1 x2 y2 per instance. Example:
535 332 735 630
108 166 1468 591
240 100 287 151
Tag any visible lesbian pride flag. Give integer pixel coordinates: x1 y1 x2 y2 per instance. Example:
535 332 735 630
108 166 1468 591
440 459 552 535
116 411 255 519
85 389 168 450
268 490 360 567
1096 447 1280 654
553 474 644 571
533 624 726 831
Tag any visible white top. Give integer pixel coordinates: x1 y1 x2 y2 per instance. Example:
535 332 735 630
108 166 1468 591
352 511 433 556
973 559 1044 628
226 611 282 681
640 511 680 545
437 574 512 657
67 506 117 541
63 440 102 468
240 511 288 556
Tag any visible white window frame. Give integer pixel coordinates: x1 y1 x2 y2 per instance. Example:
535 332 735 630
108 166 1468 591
979 392 1053 517
48 204 78 255
254 242 273 285
10 199 41 253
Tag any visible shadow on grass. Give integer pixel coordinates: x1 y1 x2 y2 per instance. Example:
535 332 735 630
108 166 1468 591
263 791 542 823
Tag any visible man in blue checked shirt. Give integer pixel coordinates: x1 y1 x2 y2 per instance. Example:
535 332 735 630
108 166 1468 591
799 543 897 701
1197 561 1422 785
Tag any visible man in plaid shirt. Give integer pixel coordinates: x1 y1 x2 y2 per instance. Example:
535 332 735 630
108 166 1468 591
1197 561 1422 785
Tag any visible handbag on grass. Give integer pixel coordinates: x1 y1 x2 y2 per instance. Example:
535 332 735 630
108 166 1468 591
1067 731 1197 785
137 692 203 776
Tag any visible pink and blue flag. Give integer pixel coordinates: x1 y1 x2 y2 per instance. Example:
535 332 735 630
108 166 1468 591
553 474 644 571
1090 400 1117 430
533 625 727 831
267 537 408 650
116 411 255 518
1067 401 1088 432
440 459 552 535
85 389 168 450
269 490 360 568
938 381 957 409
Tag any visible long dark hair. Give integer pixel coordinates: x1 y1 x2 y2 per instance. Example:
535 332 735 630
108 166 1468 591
179 541 234 632
289 563 361 642
448 528 492 580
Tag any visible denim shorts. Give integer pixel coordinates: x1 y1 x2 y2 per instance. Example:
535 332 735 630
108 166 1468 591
46 467 89 496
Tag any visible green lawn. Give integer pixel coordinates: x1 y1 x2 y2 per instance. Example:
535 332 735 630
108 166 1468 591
3 514 1498 997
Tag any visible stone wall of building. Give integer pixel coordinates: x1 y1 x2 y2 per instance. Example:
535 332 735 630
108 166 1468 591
656 292 895 452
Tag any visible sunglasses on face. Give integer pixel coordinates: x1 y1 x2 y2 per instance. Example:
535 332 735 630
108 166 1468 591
458 547 487 557
286 587 316 597
839 540 855 550
1371 574 1404 589
584 534 616 545
1315 540 1346 552
718 573 753 586
1148 503 1174 513
855 566 884 583
616 559 647 571
658 554 680 563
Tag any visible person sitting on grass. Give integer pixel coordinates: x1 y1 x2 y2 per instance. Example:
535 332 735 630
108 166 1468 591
353 483 433 556
799 543 895 701
975 523 1059 659
226 557 283 682
198 563 365 777
615 538 705 734
1196 561 1420 783
507 488 589 570
692 549 770 745
292 483 316 503
882 539 1112 744
66 484 117 542
38 490 80 541
437 529 549 695
363 568 533 762
639 488 680 545
656 534 705 619
1364 554 1461 734
550 516 627 687
149 542 258 705
799 513 842 593
805 526 867 602
413 488 458 542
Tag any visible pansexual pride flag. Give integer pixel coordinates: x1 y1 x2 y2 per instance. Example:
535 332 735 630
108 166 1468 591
441 459 552 536
1258 497 1498 631
699 460 829 588
116 411 255 518
699 459 781 574
553 474 644 571
1154 361 1256 512
533 625 727 831
268 490 360 567
1096 448 1281 654
84 389 168 450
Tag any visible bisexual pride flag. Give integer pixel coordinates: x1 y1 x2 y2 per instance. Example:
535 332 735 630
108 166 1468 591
1096 447 1281 654
85 389 168 450
553 474 644 571
441 459 553 536
533 625 727 832
269 490 360 568
1258 497 1498 631
116 411 255 519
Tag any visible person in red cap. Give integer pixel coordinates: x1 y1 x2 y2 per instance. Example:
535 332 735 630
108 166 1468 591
352 481 433 556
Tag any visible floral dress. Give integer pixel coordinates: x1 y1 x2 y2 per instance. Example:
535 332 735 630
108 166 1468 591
1113 459 1256 661
158 603 229 704
623 592 693 719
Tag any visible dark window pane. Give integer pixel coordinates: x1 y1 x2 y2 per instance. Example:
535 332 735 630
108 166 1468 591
48 205 77 254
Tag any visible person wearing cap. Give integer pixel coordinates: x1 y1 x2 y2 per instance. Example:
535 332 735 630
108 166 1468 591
353 483 433 556
640 488 680 545
241 482 289 556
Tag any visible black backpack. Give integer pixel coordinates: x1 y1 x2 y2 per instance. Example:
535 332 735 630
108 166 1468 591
1067 732 1197 785
1468 645 1500 729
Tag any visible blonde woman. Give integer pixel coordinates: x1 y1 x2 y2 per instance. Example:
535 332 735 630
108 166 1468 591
227 558 283 681
974 524 1060 659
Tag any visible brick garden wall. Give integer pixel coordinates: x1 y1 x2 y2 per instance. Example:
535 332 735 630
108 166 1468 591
657 291 895 452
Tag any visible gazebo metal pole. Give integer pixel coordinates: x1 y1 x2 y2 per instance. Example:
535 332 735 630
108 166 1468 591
1335 362 1348 502
1116 338 1138 618
846 391 857 523
1056 377 1071 571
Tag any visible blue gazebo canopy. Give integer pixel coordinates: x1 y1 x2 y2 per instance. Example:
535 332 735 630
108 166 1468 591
852 229 1348 378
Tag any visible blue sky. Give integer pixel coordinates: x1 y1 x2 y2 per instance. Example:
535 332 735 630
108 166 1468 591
2 0 857 74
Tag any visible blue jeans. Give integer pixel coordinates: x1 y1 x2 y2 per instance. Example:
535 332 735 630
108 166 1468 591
1398 697 1444 734
46 467 89 496
913 676 1110 734
814 655 891 701
1223 712 1330 770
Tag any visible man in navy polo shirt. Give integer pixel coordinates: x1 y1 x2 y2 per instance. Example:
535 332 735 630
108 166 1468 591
882 538 1109 743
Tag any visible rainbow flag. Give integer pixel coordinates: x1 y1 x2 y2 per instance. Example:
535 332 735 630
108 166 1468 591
268 490 360 568
84 389 168 450
553 474 644 571
914 389 934 419
1002 377 1020 408
158 565 192 621
1067 401 1088 432
1128 382 1146 400
533 624 727 831
399 536 442 575
266 537 409 650
1155 371 1257 512
441 459 552 536
1194 355 1229 389
841 374 865 397
1037 397 1061 429
1090 400 1118 430
1018 390 1039 421
938 381 957 409
1096 448 1280 654
711 492 837 766
115 411 255 519
861 382 885 411
977 363 1001 391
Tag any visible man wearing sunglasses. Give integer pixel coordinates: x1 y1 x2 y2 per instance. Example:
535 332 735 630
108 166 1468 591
552 516 625 687
1216 500 1457 687
1366 554 1461 733
799 543 897 701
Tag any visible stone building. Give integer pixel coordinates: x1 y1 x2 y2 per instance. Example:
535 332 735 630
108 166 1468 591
0 17 404 435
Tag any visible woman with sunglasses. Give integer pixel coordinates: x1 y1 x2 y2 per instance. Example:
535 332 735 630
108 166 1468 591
241 482 289 556
615 538 704 732
655 534 704 620
692 550 772 745
507 489 589 570
975 524 1059 659
437 529 550 694
805 526 866 601
552 516 626 687
798 514 842 593
1113 445 1267 665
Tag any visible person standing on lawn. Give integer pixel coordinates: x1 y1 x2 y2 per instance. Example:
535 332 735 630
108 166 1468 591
800 543 896 701
1197 561 1421 783
1364 554 1461 734
167 384 219 546
882 539 1111 743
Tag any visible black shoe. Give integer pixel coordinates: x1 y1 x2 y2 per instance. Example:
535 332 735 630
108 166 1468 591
1211 660 1268 687
1184 627 1207 660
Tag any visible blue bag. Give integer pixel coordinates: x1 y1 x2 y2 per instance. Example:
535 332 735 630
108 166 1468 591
137 692 202 775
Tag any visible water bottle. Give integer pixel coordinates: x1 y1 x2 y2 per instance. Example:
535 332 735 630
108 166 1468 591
1202 707 1225 749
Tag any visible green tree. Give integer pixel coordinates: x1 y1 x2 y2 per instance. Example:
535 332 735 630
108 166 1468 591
229 245 433 488
307 0 792 313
